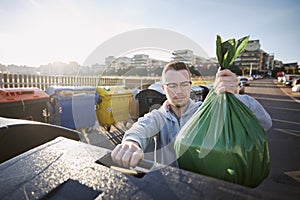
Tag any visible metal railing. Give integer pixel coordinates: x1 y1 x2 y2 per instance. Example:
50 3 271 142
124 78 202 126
0 72 213 91
0 72 163 90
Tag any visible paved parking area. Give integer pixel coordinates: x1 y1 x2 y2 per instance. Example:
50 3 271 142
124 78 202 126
79 120 133 150
274 80 300 102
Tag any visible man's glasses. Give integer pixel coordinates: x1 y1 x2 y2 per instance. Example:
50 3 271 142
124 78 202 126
164 81 192 91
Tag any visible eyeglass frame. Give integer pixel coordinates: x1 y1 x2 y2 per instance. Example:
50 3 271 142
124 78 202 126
163 81 192 91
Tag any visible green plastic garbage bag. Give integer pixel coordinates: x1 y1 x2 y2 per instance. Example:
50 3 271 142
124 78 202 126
174 35 270 188
174 90 270 187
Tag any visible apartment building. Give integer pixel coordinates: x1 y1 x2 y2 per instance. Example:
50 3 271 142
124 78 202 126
233 40 276 75
172 49 194 65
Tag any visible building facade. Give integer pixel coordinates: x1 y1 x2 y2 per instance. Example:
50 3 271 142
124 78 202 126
233 40 278 76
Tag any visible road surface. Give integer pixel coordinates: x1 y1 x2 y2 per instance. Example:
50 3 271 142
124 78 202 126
246 78 300 199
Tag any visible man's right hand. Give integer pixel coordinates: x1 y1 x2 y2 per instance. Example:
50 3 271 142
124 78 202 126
111 140 144 168
214 68 239 95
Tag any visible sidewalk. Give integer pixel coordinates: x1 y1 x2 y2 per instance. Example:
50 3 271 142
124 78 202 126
79 120 132 150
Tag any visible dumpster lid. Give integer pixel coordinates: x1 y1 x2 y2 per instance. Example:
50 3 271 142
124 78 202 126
46 86 96 97
96 86 132 96
0 88 34 96
0 116 42 128
191 85 204 92
148 81 163 94
0 87 49 103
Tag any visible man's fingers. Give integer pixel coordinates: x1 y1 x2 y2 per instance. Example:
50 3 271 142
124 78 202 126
121 150 132 168
214 69 238 94
111 144 122 163
130 149 144 168
113 147 126 167
217 69 236 77
111 141 143 168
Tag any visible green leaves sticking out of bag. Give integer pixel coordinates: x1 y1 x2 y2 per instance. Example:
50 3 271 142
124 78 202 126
174 35 270 188
216 35 249 69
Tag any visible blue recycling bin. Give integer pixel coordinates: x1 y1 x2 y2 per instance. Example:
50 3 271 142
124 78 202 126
46 86 97 130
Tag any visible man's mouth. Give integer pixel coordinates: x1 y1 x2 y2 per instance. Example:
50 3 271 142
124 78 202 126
174 96 185 100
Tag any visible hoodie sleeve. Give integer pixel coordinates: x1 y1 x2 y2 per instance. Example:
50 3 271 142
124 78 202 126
235 94 272 131
122 109 165 150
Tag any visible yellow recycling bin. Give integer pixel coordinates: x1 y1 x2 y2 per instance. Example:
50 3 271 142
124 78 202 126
96 86 133 131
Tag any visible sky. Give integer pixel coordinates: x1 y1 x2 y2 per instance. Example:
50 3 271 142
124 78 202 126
0 0 299 67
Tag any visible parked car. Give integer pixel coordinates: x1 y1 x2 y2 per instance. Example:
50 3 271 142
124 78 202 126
239 77 250 86
278 76 285 83
292 84 300 92
291 78 300 87
239 82 245 94
285 75 296 87
253 74 263 79
276 71 285 78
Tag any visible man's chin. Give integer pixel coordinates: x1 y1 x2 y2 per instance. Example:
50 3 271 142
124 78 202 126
170 98 189 108
174 101 187 108
175 104 184 108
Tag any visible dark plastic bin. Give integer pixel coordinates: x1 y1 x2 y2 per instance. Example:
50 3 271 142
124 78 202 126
0 117 81 163
0 137 281 200
136 89 167 117
129 88 141 121
190 85 210 102
0 87 50 122
46 86 97 130
199 85 210 101
190 85 204 102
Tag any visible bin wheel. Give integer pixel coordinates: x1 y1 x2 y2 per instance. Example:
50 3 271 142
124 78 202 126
123 120 132 129
86 127 94 133
105 125 111 132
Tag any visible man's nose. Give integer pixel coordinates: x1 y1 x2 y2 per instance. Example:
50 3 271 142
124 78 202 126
174 85 184 92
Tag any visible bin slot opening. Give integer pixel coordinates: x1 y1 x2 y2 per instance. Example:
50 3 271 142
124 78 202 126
58 90 73 97
96 153 152 178
58 90 95 97
42 179 101 199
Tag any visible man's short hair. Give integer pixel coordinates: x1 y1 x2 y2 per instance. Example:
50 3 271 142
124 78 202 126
162 61 191 82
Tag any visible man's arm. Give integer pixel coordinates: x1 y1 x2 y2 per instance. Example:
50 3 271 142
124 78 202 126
236 94 272 131
111 110 163 168
214 68 272 131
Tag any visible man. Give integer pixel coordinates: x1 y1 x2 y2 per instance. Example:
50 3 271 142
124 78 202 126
112 61 272 168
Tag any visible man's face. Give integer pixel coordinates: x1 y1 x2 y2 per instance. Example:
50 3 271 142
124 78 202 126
162 69 191 108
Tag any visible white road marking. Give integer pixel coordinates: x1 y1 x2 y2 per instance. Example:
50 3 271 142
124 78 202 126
284 170 300 183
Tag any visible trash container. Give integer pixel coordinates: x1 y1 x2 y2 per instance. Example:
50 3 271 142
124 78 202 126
190 85 211 102
199 85 210 101
129 88 141 122
46 86 97 130
96 86 132 131
190 85 204 102
0 117 81 163
136 89 167 118
0 87 50 122
148 81 164 94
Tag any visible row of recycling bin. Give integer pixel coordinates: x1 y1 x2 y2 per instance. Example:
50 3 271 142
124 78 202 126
0 84 211 131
